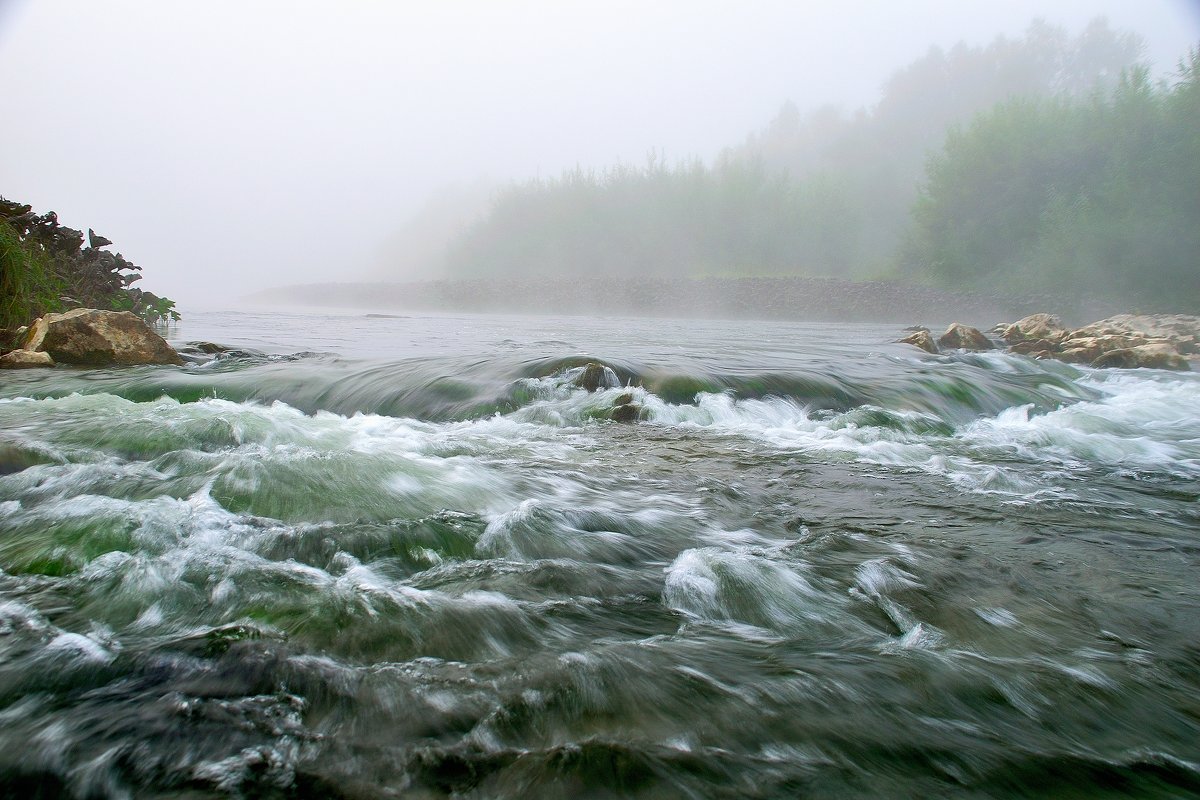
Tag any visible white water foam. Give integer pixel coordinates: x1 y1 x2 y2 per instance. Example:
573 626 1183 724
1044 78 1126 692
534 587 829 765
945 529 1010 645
628 370 1200 497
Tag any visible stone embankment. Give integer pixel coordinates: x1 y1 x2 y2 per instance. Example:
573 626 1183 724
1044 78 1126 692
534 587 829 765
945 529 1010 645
900 313 1198 371
258 276 1091 324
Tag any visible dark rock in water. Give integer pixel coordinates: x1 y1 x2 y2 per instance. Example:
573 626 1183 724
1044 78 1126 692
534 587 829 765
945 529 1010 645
200 623 267 657
575 362 609 392
610 403 640 423
937 323 993 351
902 325 930 333
188 341 233 354
219 348 269 360
0 442 56 475
613 392 634 406
174 342 230 365
898 330 938 354
176 341 269 362
1008 339 1059 356
1091 344 1190 371
0 349 54 369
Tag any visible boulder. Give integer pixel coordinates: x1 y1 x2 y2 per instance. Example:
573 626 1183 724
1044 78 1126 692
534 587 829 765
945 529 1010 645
1056 334 1159 363
574 362 613 392
0 349 55 369
1091 343 1190 371
898 330 938 354
610 403 641 422
188 341 234 354
999 313 1067 344
1008 338 1059 356
1072 314 1200 342
23 308 182 366
937 323 993 351
1057 345 1098 364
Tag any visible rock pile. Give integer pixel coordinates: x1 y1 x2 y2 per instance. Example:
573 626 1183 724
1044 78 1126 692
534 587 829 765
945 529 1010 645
899 313 1198 371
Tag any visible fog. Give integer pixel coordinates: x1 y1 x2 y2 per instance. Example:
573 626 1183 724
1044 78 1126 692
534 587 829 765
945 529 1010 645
0 0 1196 310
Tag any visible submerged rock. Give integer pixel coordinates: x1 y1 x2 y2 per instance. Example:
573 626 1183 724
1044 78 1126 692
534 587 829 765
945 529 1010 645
188 341 233 354
898 329 938 354
23 308 182 366
0 349 54 369
937 323 993 351
610 403 641 423
0 441 58 474
574 362 613 392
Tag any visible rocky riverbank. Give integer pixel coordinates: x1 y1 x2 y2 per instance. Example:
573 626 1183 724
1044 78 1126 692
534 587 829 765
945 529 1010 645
900 313 1200 371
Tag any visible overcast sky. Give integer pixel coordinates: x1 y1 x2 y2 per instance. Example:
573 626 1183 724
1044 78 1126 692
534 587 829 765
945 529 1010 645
1 1 1197 309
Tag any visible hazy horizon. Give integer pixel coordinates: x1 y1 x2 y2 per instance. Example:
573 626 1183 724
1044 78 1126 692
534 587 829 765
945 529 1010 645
1 1 1197 310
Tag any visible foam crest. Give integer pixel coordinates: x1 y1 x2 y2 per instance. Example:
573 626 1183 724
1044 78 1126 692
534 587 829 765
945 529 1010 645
626 369 1200 496
663 545 839 633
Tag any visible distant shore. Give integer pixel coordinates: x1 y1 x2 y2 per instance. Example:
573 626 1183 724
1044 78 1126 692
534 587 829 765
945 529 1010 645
249 276 1121 327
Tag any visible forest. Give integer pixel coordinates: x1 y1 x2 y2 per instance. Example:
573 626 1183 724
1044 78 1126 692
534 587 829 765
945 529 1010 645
437 21 1198 312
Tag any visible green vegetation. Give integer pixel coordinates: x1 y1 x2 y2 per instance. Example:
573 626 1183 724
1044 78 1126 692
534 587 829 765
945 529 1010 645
445 156 848 279
0 197 179 335
433 21 1197 313
0 219 61 334
904 51 1200 311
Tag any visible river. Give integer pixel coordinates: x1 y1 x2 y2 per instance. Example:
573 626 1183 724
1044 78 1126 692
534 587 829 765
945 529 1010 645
1 310 1198 798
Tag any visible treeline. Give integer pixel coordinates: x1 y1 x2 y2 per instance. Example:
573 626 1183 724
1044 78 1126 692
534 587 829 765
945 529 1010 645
433 21 1198 312
904 53 1200 311
444 156 858 279
0 197 178 334
725 18 1143 274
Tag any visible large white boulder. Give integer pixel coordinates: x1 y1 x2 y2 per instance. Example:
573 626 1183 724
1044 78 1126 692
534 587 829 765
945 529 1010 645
23 308 182 366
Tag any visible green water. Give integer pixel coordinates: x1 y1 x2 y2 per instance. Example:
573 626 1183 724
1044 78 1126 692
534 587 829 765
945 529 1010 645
0 311 1197 798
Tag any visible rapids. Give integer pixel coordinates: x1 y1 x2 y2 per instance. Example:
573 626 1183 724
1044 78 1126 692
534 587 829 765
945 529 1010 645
0 310 1197 798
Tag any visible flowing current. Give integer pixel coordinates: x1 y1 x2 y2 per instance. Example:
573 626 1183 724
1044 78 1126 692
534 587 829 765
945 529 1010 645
1 311 1198 799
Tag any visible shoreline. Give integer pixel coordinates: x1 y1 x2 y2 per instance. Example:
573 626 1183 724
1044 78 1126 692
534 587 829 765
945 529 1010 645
246 276 1124 328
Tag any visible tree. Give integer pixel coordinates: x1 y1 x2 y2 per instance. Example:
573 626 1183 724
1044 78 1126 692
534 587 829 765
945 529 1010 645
901 50 1200 312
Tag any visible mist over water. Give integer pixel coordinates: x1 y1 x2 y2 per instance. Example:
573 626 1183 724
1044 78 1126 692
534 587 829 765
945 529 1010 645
1 311 1198 797
1 2 1197 306
2 1 1199 796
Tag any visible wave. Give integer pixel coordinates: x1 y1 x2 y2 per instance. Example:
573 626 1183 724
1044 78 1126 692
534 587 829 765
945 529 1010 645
2 347 1198 796
0 344 1094 421
2 353 1196 512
